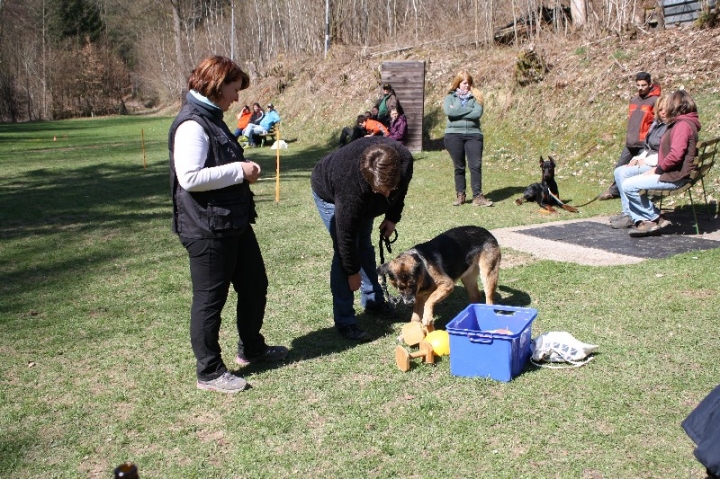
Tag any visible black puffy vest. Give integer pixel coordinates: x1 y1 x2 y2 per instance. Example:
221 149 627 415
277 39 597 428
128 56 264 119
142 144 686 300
169 93 256 239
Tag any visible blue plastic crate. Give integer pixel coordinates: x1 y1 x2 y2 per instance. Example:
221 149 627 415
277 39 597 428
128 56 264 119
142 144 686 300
446 304 537 382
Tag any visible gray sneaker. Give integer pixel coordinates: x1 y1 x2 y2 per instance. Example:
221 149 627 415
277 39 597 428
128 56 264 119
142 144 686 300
609 213 629 222
235 345 289 367
610 215 635 229
196 371 248 394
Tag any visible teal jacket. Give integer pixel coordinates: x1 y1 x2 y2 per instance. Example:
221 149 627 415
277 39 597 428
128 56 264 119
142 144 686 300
443 92 483 135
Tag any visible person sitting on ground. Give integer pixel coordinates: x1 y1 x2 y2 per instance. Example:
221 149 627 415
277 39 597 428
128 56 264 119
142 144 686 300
612 89 701 238
233 105 252 138
387 107 408 145
358 114 388 137
339 111 371 147
600 71 662 200
610 94 670 229
375 83 403 127
242 103 280 147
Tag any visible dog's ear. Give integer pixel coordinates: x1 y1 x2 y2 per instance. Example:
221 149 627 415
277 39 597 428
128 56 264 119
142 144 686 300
377 263 390 276
548 155 556 167
539 156 545 166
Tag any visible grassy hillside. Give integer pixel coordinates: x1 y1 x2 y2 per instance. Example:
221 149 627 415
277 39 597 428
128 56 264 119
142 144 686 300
232 27 720 199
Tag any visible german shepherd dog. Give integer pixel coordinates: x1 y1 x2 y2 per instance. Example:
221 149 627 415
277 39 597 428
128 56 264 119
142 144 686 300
515 156 578 213
376 226 500 331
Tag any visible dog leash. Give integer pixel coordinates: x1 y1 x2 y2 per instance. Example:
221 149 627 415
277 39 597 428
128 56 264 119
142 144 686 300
378 229 401 305
548 189 600 209
573 192 603 208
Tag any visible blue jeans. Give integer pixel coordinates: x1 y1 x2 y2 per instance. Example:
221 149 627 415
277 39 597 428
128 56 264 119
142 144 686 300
241 124 266 143
312 191 385 328
614 165 683 222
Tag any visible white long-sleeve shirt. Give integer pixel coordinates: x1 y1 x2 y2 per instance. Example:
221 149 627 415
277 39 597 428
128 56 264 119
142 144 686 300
174 120 246 192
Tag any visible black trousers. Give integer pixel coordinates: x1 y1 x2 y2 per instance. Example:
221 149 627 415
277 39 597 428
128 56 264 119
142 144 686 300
608 145 644 196
339 126 364 146
444 132 484 197
180 226 268 381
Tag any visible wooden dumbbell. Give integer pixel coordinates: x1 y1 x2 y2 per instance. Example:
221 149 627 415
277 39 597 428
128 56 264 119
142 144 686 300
401 321 430 347
395 340 435 372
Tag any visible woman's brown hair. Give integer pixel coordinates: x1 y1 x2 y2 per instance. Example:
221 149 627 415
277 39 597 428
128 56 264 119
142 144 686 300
665 89 697 122
188 55 250 104
359 144 401 195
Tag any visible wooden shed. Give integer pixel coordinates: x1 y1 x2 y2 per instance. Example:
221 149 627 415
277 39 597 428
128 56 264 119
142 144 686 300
661 0 717 25
380 61 425 152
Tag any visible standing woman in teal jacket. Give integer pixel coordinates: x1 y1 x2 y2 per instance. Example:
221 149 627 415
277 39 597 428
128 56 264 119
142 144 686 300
443 71 493 206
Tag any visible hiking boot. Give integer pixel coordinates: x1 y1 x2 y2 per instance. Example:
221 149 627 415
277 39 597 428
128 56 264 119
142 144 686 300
628 218 672 237
598 189 616 201
196 371 248 394
472 194 494 207
453 193 466 206
610 215 635 229
235 345 289 367
609 213 629 222
338 324 372 342
364 302 399 320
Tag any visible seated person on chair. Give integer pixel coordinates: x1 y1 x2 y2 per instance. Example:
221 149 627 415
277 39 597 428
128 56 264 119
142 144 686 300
612 89 701 238
233 105 252 138
358 114 388 138
242 103 280 147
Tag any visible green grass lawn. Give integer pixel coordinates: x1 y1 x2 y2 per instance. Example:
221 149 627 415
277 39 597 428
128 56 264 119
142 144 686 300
1 116 718 478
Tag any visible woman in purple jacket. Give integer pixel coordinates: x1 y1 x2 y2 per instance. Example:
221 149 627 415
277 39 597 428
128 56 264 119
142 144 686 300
387 108 408 145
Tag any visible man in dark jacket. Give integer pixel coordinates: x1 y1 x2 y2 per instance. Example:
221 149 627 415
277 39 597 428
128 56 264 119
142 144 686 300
600 71 661 200
311 137 413 341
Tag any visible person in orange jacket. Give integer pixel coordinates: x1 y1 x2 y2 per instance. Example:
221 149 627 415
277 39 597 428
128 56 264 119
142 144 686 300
233 105 252 138
358 115 388 137
600 71 662 200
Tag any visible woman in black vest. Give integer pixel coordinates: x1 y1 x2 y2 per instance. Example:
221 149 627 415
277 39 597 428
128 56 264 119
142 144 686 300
169 55 287 394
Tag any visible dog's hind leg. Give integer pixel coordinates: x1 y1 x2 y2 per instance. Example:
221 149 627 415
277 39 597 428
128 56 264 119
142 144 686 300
478 248 501 305
459 261 482 304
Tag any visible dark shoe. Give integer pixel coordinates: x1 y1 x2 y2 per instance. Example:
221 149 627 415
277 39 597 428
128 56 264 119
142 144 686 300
364 302 399 320
472 194 494 207
196 371 248 394
628 218 672 237
338 324 372 342
235 345 289 367
598 189 616 201
610 215 635 229
453 193 466 206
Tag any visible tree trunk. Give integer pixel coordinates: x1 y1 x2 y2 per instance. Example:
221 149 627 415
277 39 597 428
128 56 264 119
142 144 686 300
169 0 185 95
571 0 587 28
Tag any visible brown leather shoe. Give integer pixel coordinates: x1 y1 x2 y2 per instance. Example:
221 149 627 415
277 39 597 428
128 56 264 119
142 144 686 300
472 194 494 207
453 193 466 206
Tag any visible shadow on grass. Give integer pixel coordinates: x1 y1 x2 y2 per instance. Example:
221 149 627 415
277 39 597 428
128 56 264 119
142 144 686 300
0 141 334 317
269 283 534 368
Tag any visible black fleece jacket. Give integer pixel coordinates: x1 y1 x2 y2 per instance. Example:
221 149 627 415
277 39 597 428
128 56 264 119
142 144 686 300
311 137 413 275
